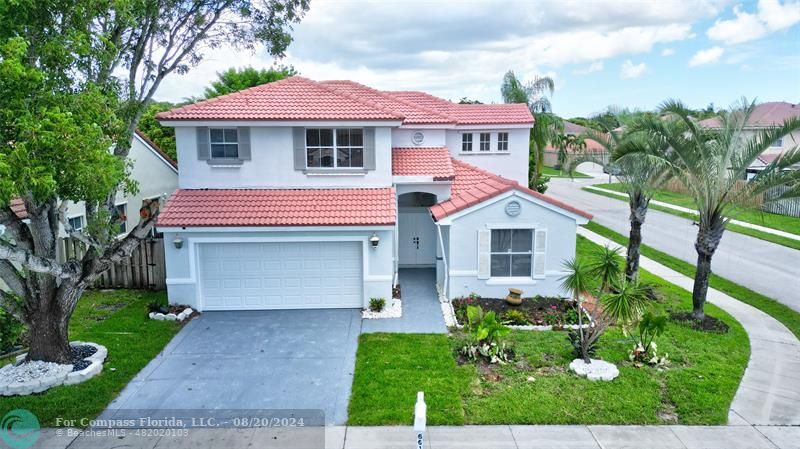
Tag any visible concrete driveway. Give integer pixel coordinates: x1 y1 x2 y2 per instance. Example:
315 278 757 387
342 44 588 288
106 309 361 425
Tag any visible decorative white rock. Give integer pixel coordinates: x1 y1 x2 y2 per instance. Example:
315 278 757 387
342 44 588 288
569 359 619 381
164 313 177 321
0 342 108 396
362 299 402 319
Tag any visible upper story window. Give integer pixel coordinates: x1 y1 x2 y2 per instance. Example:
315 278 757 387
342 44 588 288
210 128 239 159
306 128 364 168
461 133 473 152
490 229 532 277
479 133 491 151
68 216 84 231
770 138 783 148
497 132 509 151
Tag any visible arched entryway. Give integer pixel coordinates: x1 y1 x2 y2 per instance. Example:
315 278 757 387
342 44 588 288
398 192 437 267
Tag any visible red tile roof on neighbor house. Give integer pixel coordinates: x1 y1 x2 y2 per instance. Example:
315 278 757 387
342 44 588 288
392 147 455 181
9 198 27 219
699 102 800 129
429 159 593 221
157 188 397 227
157 76 534 126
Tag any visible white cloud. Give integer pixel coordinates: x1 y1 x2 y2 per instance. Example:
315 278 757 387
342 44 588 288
574 61 604 74
661 48 675 56
620 60 647 79
689 46 725 66
707 0 800 45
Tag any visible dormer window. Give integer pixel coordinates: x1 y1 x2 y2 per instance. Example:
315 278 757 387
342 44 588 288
210 128 239 159
306 128 363 168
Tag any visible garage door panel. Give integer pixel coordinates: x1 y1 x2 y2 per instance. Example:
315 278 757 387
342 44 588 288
200 241 363 310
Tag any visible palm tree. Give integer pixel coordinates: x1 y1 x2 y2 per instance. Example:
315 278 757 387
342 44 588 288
588 245 623 292
501 70 561 187
621 99 800 319
560 258 592 363
574 124 671 282
601 279 650 328
554 134 587 173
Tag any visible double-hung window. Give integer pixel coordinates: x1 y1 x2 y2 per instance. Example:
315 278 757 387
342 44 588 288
306 128 363 168
479 132 491 151
490 229 532 277
461 133 473 152
209 128 239 159
68 216 84 231
497 132 509 151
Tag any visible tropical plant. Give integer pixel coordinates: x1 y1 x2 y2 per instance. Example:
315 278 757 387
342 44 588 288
629 312 669 368
500 70 561 188
502 309 529 325
559 258 607 363
0 0 309 363
553 133 587 173
587 245 624 292
621 99 800 319
369 297 386 312
461 305 512 364
601 279 650 327
573 121 671 282
203 65 297 99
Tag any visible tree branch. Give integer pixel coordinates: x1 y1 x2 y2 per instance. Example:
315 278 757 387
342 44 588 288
0 207 33 251
0 260 27 298
0 241 79 280
57 201 102 250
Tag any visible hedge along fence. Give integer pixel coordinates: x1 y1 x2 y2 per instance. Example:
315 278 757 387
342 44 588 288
58 237 167 290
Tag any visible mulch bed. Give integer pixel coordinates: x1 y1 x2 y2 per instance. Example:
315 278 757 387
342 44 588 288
670 311 730 333
452 296 579 326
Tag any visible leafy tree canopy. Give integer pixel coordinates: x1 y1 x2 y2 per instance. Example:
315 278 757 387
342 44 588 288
137 101 179 160
204 65 297 99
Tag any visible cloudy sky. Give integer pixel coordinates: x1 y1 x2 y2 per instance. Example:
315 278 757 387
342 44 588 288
157 0 800 118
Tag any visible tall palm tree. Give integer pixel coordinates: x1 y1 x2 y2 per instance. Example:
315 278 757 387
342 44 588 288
621 99 800 319
501 70 560 187
575 124 671 282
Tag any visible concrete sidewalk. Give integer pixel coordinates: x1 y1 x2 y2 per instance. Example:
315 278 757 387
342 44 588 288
578 227 800 426
32 424 800 449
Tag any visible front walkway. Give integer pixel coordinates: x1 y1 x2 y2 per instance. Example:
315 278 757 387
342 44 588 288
361 268 447 334
579 227 800 426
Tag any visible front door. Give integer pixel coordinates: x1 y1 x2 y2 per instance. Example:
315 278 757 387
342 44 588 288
399 210 437 266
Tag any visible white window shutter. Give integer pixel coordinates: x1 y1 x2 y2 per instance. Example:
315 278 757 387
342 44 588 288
477 229 491 279
533 228 547 279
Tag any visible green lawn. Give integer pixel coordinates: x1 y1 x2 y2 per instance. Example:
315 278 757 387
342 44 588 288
348 236 749 426
0 290 180 426
542 166 591 178
584 221 800 341
595 182 800 235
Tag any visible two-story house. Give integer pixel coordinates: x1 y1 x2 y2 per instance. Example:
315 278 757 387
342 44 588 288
156 76 591 311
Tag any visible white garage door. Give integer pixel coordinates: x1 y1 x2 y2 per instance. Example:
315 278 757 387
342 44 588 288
199 241 363 310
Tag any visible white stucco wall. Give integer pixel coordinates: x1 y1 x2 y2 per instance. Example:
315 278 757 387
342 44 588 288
445 127 531 185
64 135 178 234
391 128 447 148
161 228 395 310
444 191 579 299
174 126 394 189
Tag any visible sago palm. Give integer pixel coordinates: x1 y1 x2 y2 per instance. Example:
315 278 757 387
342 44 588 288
621 99 800 319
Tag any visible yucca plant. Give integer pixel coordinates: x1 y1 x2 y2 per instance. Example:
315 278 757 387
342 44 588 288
560 257 599 363
601 280 650 328
621 99 800 319
587 245 624 292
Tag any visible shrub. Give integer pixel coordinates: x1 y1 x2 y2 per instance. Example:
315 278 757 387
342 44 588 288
0 308 24 353
147 296 168 314
543 305 561 326
461 305 512 364
629 312 670 368
502 309 528 325
368 297 386 312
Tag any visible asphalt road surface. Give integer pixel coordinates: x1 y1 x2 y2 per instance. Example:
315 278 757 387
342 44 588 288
547 176 800 312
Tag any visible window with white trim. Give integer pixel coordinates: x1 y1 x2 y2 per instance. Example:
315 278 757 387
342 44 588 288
68 216 84 231
461 133 473 152
115 204 127 234
479 132 491 151
497 132 509 151
490 229 532 277
770 138 783 148
306 128 363 168
209 128 239 159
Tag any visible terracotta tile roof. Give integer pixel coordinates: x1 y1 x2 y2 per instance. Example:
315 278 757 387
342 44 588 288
9 198 27 219
384 91 534 125
429 159 592 221
157 76 533 125
157 76 405 122
699 102 800 129
320 81 455 125
157 188 397 227
392 147 455 181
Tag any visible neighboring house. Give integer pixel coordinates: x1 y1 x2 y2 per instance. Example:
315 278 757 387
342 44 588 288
543 121 608 168
156 76 591 311
699 101 800 177
4 131 178 238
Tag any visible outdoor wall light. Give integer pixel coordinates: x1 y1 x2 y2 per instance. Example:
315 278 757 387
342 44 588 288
369 233 380 249
173 236 184 250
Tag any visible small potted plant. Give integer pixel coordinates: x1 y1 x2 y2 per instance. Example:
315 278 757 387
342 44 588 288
506 288 523 306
